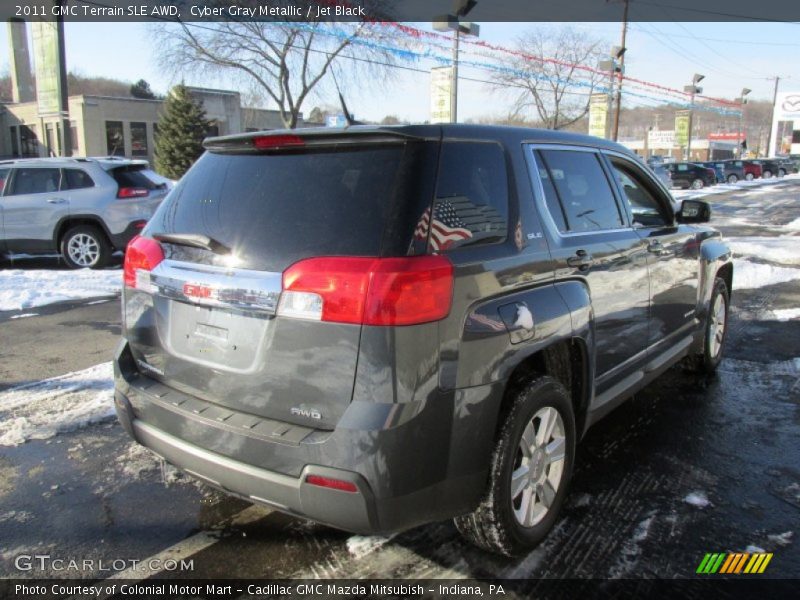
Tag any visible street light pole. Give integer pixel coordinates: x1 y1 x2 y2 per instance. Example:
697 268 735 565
737 88 751 158
685 73 704 161
451 29 460 124
433 1 479 124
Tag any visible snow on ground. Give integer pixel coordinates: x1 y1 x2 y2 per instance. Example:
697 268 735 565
767 531 794 546
0 268 121 311
671 173 799 201
785 218 800 231
770 309 800 321
683 491 711 508
0 362 115 446
728 236 800 267
9 313 38 319
731 259 800 290
346 534 398 559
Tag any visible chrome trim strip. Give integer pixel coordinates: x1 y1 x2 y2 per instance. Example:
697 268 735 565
149 259 282 314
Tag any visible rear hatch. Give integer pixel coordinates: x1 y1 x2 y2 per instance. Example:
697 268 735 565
122 129 438 430
107 163 170 209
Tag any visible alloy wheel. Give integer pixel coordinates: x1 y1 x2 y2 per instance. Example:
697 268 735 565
708 293 727 358
67 233 101 268
510 406 566 528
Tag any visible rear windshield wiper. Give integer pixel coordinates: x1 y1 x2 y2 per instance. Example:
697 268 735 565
152 232 231 255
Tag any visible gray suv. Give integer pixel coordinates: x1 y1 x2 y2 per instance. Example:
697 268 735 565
0 157 169 268
114 125 732 556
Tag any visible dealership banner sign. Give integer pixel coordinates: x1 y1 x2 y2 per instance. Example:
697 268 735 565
675 111 691 147
31 21 64 117
588 93 609 139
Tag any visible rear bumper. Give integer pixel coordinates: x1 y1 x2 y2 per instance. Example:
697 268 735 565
113 340 503 534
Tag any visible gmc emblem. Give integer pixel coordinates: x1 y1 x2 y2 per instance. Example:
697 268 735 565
183 283 213 298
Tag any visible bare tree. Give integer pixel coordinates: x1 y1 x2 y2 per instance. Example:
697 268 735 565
492 27 606 130
155 14 394 129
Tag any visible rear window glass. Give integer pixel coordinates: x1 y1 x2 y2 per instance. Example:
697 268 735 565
62 169 94 190
111 165 159 190
146 147 407 271
425 142 508 251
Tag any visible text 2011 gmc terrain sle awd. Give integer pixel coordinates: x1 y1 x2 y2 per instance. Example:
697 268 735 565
114 125 732 556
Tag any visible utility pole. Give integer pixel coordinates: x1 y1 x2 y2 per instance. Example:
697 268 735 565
764 76 780 157
611 0 629 141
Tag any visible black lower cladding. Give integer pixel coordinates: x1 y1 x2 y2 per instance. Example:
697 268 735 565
109 220 147 250
113 340 505 534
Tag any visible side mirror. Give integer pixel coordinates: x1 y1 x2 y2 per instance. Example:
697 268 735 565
676 199 711 224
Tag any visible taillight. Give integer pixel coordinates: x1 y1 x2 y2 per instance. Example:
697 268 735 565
253 134 304 150
305 475 358 493
279 255 454 326
123 235 164 288
118 187 149 198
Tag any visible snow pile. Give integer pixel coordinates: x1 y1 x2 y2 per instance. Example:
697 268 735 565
0 268 121 311
745 544 766 553
729 236 800 267
731 259 800 290
683 491 711 508
9 313 38 319
346 534 397 559
0 362 115 446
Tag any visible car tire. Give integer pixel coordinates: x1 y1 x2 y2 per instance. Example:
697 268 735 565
763 170 772 178
686 277 729 375
778 168 786 177
454 375 575 557
727 174 738 184
691 178 704 190
745 173 754 181
60 225 111 270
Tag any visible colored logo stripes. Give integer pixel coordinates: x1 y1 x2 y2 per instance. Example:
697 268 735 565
697 552 773 574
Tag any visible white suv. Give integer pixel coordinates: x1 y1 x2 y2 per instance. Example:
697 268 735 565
0 157 170 268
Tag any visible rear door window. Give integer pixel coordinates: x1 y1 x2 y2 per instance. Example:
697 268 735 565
425 142 508 252
537 149 624 233
7 168 61 195
146 146 410 271
62 169 95 190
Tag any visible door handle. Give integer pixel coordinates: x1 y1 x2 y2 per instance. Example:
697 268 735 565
47 198 67 204
567 249 594 271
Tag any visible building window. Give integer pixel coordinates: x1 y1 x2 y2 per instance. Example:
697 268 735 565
106 121 125 156
20 125 39 157
793 130 800 144
130 122 148 157
206 121 220 137
10 126 19 157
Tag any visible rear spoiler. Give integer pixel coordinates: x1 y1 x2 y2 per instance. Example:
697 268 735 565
203 127 432 154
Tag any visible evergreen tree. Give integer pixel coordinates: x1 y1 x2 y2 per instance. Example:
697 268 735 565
130 79 156 99
154 85 211 179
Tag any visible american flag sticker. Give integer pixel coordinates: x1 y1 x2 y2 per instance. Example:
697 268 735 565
414 199 473 251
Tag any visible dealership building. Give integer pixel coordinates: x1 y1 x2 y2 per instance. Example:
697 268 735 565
0 20 297 164
0 87 294 164
769 91 800 156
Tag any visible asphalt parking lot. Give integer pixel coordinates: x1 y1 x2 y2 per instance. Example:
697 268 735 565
0 179 798 586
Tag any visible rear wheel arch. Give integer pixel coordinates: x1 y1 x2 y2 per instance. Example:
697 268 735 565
54 216 113 249
501 339 590 440
716 262 733 304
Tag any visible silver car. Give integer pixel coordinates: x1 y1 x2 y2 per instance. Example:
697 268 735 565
0 157 169 268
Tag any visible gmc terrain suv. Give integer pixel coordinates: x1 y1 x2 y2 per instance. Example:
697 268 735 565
0 157 169 268
114 125 732 556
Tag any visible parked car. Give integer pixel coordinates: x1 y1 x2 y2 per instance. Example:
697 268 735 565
0 157 169 268
751 159 782 178
665 162 717 189
723 159 762 182
775 157 798 176
700 161 727 184
646 162 672 188
114 125 732 557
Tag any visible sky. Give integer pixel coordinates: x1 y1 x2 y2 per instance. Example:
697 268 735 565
1 20 798 123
